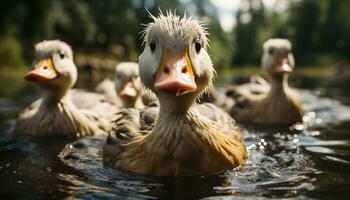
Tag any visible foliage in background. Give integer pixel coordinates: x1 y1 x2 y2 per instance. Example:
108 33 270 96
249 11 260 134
232 0 265 65
232 0 350 66
0 0 348 68
0 37 24 67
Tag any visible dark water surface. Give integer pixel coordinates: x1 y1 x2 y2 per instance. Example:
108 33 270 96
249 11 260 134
0 69 350 199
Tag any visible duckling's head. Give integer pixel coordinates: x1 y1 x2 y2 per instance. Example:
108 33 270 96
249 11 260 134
262 39 295 80
114 62 140 102
25 40 77 98
139 12 213 110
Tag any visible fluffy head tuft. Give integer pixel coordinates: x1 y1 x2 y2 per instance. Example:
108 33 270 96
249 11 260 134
115 62 139 78
263 38 292 52
35 40 73 60
142 11 209 51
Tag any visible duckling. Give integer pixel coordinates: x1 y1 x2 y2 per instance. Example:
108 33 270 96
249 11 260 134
95 62 143 108
103 12 247 176
16 40 111 136
95 62 157 108
226 38 304 125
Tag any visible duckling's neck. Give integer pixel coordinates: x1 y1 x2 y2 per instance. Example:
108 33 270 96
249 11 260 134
268 74 290 95
39 89 100 136
158 95 195 117
44 86 71 105
44 93 71 107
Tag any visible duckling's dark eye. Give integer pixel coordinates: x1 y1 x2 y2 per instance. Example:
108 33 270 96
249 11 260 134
195 40 201 53
59 52 65 59
150 40 156 51
268 48 274 55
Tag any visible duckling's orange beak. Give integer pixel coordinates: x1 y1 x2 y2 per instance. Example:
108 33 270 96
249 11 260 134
154 48 196 96
275 56 292 74
25 58 57 82
118 81 137 98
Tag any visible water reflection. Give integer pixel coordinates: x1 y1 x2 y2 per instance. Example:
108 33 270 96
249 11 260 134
56 90 350 199
0 70 350 199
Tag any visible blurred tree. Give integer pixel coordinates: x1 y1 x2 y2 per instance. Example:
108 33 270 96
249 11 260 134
318 0 350 58
0 0 349 68
232 0 265 66
42 0 97 47
0 37 24 67
87 0 137 57
287 0 322 63
285 0 350 64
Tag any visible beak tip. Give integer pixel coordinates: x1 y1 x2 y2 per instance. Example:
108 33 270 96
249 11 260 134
24 72 35 82
25 58 57 82
154 48 196 96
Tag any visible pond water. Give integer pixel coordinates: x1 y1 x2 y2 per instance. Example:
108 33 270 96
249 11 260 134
0 68 349 199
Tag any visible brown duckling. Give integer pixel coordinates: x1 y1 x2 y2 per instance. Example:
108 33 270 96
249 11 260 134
16 40 112 136
103 12 247 176
226 38 304 125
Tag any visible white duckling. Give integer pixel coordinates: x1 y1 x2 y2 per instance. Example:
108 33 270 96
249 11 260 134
17 40 111 136
95 62 146 109
226 38 304 125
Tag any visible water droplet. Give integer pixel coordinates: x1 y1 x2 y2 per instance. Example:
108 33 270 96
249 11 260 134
308 112 316 118
293 123 304 131
303 116 309 122
46 167 52 172
310 131 320 136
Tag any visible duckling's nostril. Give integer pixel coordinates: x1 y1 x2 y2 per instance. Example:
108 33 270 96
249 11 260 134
43 66 48 70
163 67 170 74
181 66 188 74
